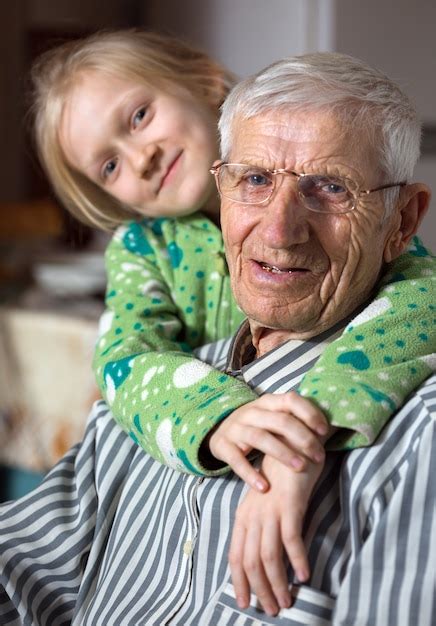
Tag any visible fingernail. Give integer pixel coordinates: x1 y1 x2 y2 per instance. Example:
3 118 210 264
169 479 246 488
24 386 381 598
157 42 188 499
279 593 291 608
296 568 309 582
255 479 267 492
265 604 278 616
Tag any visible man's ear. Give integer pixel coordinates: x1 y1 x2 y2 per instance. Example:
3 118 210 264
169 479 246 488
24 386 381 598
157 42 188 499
384 183 431 263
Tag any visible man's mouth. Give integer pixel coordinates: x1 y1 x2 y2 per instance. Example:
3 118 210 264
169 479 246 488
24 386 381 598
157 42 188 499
259 261 307 274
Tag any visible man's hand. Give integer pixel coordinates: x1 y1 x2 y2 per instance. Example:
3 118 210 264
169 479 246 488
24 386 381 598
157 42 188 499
208 392 328 492
228 453 324 616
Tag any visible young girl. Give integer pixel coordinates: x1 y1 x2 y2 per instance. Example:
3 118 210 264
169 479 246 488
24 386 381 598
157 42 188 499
31 30 434 613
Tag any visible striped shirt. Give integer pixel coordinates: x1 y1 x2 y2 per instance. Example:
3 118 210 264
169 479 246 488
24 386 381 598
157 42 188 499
0 325 435 626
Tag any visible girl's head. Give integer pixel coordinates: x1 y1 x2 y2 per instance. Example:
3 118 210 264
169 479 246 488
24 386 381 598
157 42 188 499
31 30 234 229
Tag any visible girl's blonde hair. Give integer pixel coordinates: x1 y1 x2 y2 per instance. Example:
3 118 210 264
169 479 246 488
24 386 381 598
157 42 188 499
31 30 234 230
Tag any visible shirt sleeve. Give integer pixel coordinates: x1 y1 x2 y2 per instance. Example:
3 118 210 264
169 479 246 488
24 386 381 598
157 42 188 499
93 219 257 475
299 237 435 449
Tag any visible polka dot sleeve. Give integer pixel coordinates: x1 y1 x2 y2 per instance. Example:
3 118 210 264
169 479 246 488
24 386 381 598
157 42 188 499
92 215 257 475
299 237 436 450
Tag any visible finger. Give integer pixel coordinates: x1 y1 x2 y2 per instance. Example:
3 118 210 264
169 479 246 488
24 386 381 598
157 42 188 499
278 419 326 464
229 520 250 609
243 521 279 617
225 406 326 464
284 391 329 436
260 518 291 610
216 441 269 491
243 427 310 471
251 392 328 432
281 514 310 583
241 416 325 466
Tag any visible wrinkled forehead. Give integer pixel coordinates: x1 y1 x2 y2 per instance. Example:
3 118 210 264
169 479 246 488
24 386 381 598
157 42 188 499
228 108 379 177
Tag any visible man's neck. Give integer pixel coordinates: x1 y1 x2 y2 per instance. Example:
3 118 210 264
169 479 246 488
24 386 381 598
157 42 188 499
251 327 297 358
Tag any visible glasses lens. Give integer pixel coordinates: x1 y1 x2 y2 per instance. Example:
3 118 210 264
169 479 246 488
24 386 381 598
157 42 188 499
219 165 273 204
298 175 354 213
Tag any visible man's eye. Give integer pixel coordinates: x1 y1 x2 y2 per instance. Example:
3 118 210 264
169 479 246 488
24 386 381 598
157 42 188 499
305 176 347 196
245 172 270 186
102 158 118 180
132 106 148 129
322 182 346 194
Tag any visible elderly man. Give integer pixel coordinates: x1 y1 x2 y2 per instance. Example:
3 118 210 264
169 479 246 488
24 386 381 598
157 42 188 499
0 53 434 626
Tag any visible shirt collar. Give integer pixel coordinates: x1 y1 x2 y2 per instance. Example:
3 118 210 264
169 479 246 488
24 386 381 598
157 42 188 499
225 314 355 390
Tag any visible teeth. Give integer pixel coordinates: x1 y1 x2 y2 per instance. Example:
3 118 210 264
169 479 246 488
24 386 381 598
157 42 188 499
261 263 293 274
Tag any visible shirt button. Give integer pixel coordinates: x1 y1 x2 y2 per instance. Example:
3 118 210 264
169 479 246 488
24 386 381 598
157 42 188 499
183 539 193 556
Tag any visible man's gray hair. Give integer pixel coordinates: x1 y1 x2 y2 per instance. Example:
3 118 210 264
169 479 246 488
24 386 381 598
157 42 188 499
219 52 421 215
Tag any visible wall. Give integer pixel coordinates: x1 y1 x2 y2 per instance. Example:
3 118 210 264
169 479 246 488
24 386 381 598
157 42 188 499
0 0 135 204
0 3 26 202
334 0 436 248
143 0 335 79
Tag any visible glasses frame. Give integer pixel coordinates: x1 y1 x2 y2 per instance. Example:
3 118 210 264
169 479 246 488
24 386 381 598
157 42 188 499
210 161 407 214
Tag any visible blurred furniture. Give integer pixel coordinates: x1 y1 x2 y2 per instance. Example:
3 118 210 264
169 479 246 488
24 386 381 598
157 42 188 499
0 305 102 474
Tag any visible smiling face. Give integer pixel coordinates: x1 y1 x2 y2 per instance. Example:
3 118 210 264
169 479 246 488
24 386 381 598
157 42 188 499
59 71 220 220
220 109 403 351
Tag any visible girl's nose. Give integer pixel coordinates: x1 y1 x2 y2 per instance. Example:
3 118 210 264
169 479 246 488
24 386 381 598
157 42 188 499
126 142 160 178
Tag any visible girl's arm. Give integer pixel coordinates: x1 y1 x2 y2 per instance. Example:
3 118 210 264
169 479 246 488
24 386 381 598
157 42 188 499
229 453 325 616
93 217 259 475
299 237 435 450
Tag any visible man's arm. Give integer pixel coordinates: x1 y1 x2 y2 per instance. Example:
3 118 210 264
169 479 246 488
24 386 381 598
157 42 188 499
333 376 436 625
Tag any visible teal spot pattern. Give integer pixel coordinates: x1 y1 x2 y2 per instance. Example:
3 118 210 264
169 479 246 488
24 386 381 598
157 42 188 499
409 240 429 257
133 414 143 434
123 222 153 255
150 218 166 236
198 391 224 409
337 350 371 371
358 383 397 411
100 339 123 357
129 431 140 445
390 272 406 282
168 241 183 268
104 354 139 390
177 450 201 474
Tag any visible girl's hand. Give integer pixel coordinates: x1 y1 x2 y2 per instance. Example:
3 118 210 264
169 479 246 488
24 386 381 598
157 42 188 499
228 454 324 617
207 392 328 492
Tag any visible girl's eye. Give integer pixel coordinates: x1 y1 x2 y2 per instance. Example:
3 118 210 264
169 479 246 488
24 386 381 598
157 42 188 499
102 158 118 181
132 106 148 129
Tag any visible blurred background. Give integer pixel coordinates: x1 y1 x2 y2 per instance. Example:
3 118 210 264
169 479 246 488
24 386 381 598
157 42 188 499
0 0 435 499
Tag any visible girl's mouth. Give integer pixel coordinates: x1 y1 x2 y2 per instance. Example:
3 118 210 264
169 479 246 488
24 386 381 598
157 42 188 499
160 152 182 190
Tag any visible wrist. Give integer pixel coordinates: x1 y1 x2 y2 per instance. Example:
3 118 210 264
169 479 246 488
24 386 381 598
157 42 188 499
198 426 226 471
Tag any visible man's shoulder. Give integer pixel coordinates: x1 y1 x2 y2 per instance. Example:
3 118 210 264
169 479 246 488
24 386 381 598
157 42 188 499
194 337 233 370
413 373 436 416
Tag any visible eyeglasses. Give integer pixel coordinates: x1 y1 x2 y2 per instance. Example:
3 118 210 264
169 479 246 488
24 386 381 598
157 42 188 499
210 162 406 214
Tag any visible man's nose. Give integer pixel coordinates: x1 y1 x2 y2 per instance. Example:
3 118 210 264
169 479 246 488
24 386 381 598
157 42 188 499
259 184 310 248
